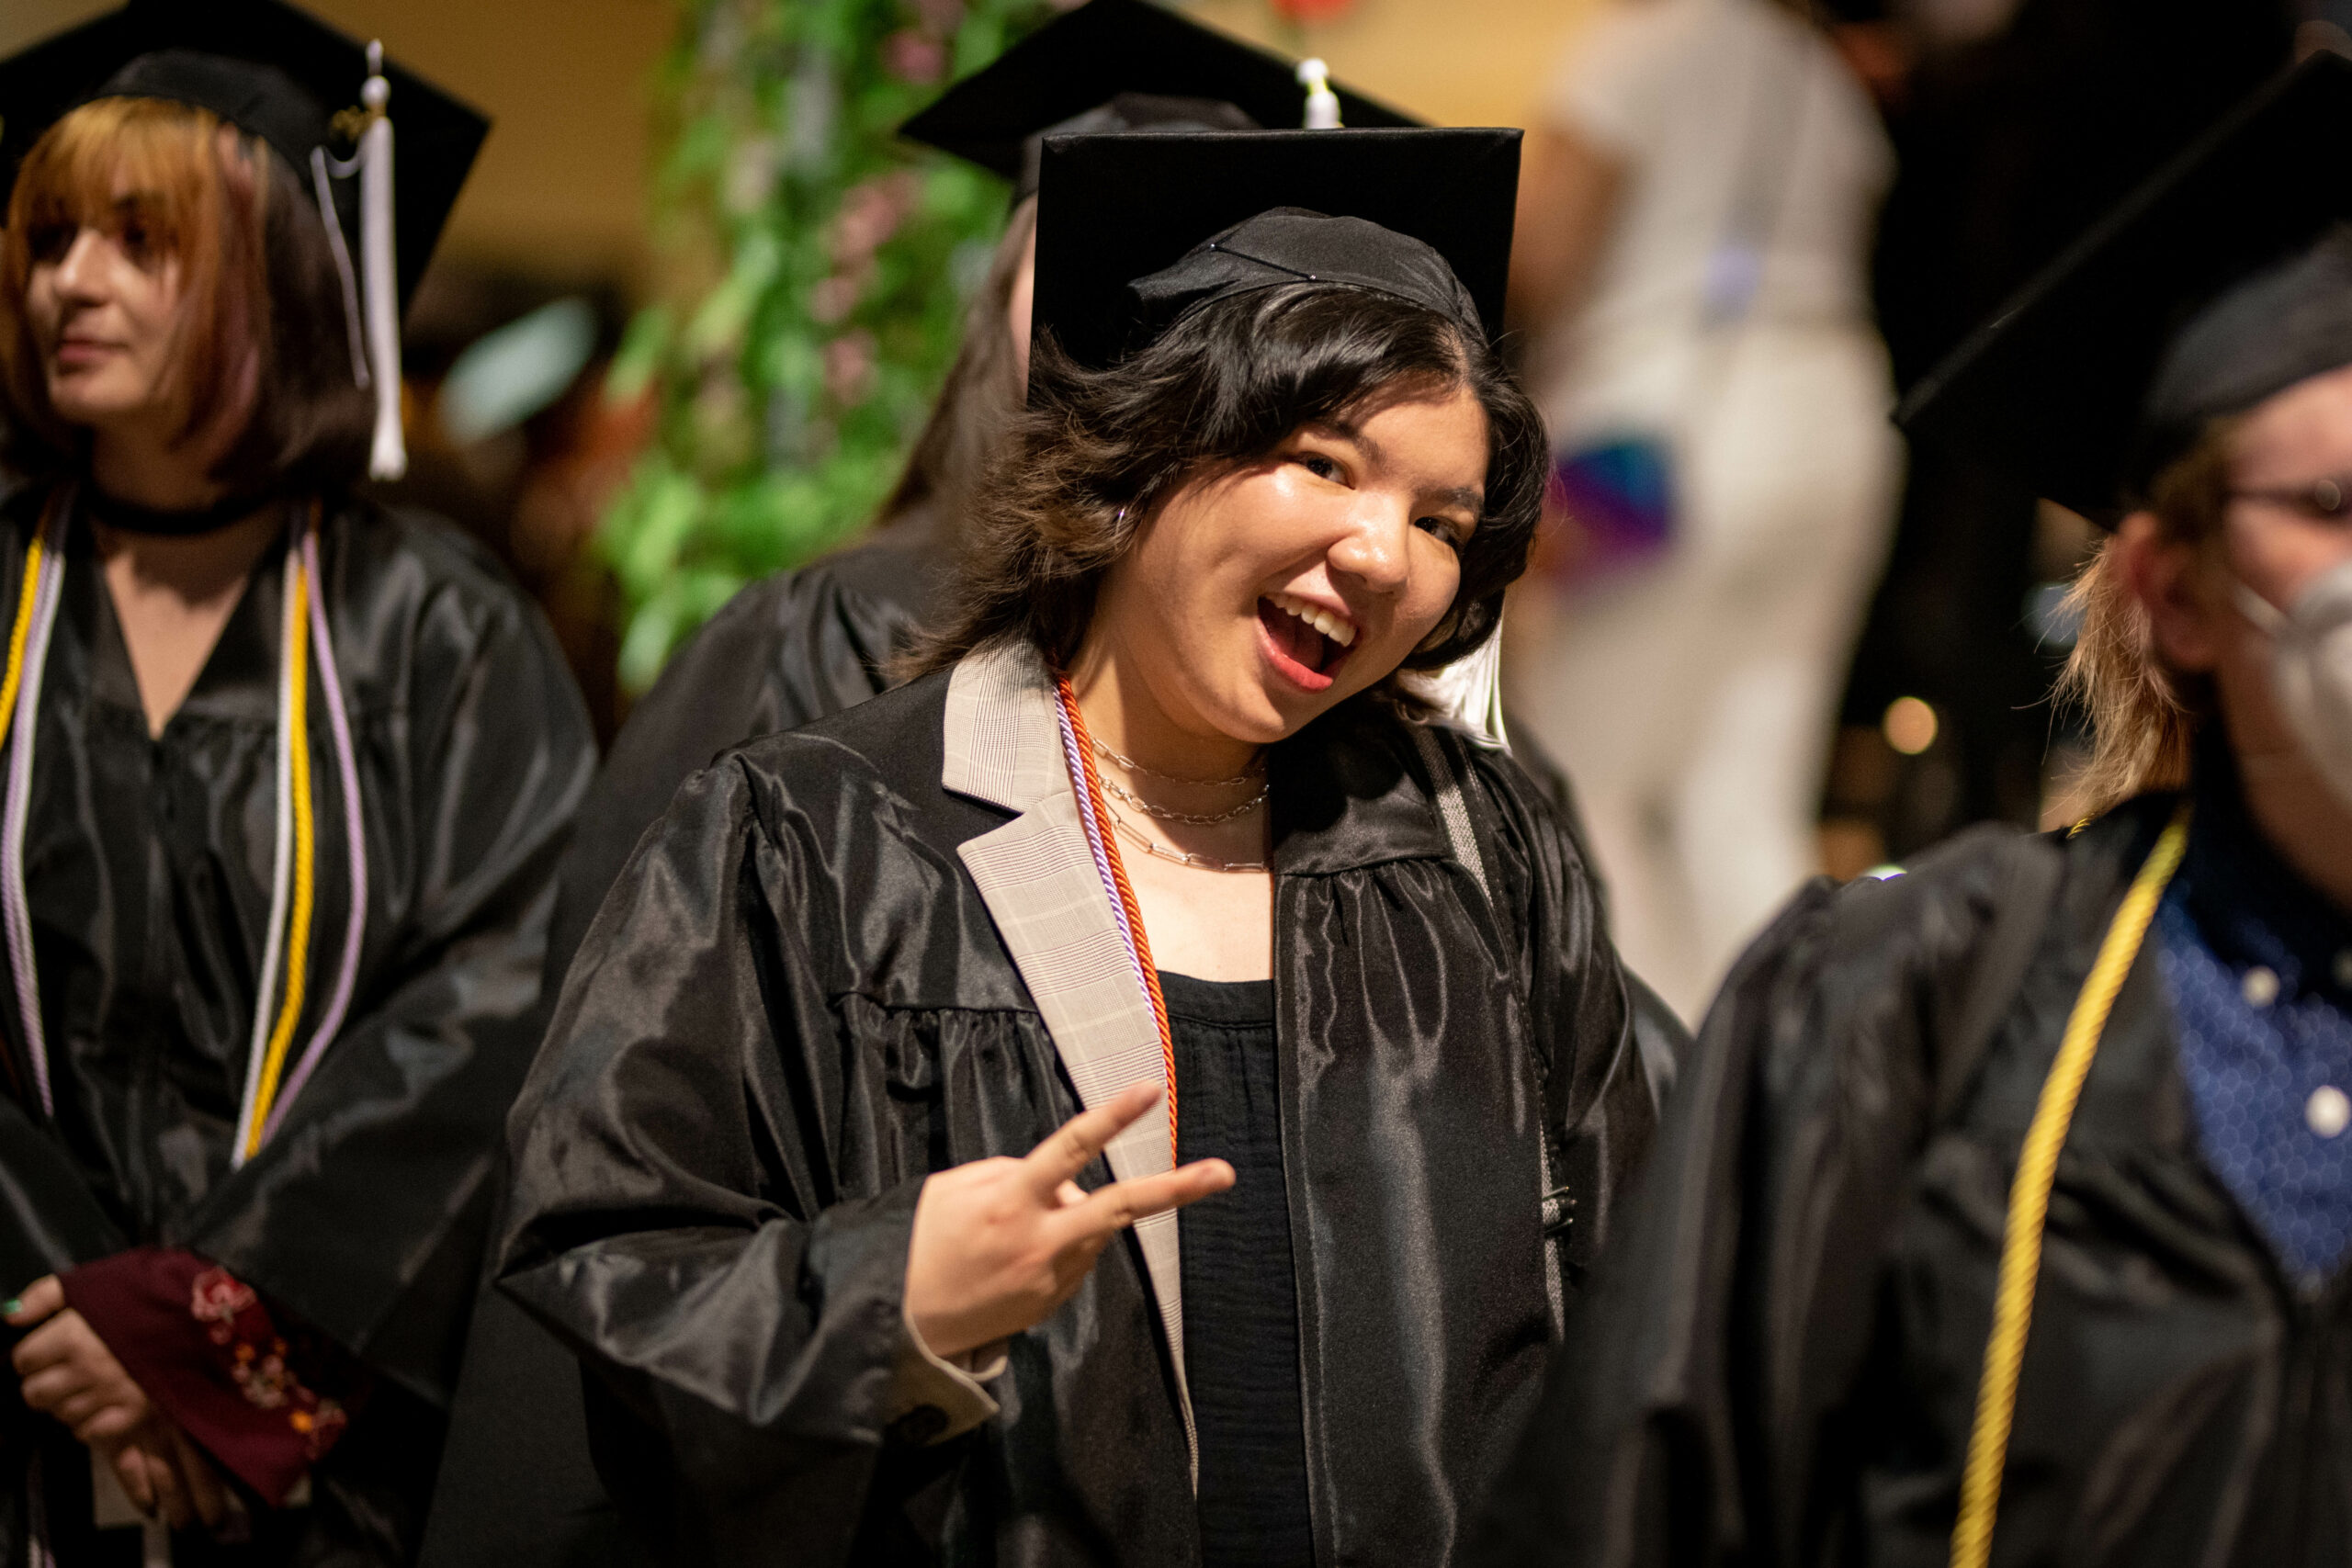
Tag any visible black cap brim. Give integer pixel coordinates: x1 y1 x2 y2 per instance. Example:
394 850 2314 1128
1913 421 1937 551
1032 127 1519 375
899 0 1417 181
1898 51 2352 521
0 0 487 315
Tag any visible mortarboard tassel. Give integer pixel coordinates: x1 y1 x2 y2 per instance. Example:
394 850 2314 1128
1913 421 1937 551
1400 615 1510 750
1296 59 1341 130
358 42 405 480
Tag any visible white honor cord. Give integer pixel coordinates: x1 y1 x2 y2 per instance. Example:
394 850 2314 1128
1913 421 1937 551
229 544 306 1167
358 43 404 480
2 513 67 1115
310 146 370 391
260 526 368 1143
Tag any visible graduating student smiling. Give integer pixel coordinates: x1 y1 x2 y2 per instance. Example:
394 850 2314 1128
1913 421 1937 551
499 130 1653 1567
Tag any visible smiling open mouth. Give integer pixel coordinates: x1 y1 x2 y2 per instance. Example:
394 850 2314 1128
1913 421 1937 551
1258 592 1357 691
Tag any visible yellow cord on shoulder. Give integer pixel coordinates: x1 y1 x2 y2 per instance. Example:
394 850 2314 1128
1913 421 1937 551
241 555 317 1156
1949 802 2192 1568
0 509 57 741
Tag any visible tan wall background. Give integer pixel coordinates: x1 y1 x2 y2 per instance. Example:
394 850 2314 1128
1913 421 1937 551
2 0 1601 296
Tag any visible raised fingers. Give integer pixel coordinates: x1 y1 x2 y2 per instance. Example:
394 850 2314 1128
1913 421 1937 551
1023 1081 1163 1196
1054 1157 1235 1242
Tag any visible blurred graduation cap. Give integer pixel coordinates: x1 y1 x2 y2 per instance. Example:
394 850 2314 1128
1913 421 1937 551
900 0 1416 197
0 0 491 479
1899 51 2352 523
1031 128 1520 374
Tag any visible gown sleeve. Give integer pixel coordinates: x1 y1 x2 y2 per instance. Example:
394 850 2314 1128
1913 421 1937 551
538 549 925 1001
1465 825 2029 1568
497 754 990 1568
184 574 595 1404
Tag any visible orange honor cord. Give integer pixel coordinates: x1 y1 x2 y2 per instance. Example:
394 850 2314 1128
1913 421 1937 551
1948 803 2192 1568
1055 675 1177 1165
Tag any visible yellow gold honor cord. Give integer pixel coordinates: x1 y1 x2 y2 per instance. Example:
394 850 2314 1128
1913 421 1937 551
0 521 48 740
1949 802 2193 1568
240 553 317 1157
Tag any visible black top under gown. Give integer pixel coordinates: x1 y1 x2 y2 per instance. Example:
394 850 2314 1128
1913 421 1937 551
1161 971 1313 1568
0 485 595 1567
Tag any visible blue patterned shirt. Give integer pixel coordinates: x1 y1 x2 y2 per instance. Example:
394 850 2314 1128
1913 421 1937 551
2160 771 2352 1291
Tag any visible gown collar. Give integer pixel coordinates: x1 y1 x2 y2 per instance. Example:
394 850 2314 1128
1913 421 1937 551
941 637 1458 877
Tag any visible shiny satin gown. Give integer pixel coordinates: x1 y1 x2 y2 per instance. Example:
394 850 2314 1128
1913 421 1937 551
496 645 1656 1567
0 487 594 1566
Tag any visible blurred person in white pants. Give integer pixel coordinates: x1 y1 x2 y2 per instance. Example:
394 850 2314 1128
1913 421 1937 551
1509 0 1902 1021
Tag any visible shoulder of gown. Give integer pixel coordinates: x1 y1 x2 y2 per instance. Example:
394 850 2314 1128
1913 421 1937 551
540 533 943 995
1464 795 2174 1568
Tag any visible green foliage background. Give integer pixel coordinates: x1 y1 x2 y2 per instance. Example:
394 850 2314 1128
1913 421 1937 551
598 0 1051 692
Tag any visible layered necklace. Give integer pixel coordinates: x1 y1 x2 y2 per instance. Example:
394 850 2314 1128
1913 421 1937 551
0 485 367 1168
1051 678 1272 1163
1084 736 1269 873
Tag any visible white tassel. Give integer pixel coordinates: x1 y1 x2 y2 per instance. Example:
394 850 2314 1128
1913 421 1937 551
1399 614 1510 750
358 43 405 480
1296 59 1341 130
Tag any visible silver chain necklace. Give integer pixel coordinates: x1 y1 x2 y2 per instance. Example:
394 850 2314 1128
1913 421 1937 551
1103 803 1269 873
1089 734 1262 788
1100 772 1267 825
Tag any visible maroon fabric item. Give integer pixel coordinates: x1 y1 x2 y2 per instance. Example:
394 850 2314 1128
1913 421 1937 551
57 1247 365 1506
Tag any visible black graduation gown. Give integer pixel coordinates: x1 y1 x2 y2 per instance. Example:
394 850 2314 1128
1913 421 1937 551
423 526 1684 1568
0 488 595 1566
1474 791 2352 1568
495 649 1655 1567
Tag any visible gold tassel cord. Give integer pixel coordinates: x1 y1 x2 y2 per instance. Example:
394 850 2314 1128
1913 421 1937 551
1949 804 2193 1568
241 558 318 1156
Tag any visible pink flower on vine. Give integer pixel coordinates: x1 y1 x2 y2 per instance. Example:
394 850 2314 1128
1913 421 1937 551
832 173 919 267
909 0 965 35
809 275 860 324
825 331 877 406
883 28 947 85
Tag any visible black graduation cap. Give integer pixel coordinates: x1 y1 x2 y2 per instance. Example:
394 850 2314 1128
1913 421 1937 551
1030 128 1519 375
0 0 488 315
899 0 1416 193
1899 52 2352 522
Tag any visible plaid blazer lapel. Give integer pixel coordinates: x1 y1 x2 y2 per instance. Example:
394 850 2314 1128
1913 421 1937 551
944 644 1195 1465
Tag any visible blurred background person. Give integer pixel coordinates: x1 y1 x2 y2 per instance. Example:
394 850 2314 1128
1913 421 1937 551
1821 0 2294 865
1504 0 1902 1020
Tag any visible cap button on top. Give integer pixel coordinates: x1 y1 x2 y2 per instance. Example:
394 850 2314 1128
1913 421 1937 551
2310 1085 2352 1138
2243 965 2281 1008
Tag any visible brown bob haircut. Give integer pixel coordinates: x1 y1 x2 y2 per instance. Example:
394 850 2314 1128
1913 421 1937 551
0 96 372 492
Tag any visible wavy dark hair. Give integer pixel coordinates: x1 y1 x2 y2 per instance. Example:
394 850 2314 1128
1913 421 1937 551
909 280 1548 681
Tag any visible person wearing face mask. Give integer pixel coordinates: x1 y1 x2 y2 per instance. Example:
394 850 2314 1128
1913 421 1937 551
0 4 595 1563
495 127 1655 1567
1469 51 2352 1568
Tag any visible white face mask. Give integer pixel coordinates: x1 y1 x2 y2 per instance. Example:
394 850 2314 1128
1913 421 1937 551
2237 556 2352 813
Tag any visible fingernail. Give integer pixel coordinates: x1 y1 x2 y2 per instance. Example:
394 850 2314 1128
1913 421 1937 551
1 1299 19 1318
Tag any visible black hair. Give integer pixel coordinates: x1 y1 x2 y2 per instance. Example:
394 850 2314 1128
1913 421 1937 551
911 279 1547 677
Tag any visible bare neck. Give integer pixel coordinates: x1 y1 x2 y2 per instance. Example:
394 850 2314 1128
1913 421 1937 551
88 419 223 510
2235 748 2352 914
1066 632 1261 784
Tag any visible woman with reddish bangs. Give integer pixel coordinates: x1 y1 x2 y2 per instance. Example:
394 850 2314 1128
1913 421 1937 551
0 6 594 1565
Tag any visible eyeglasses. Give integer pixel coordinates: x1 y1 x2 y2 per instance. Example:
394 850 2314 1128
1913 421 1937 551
2230 476 2352 518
